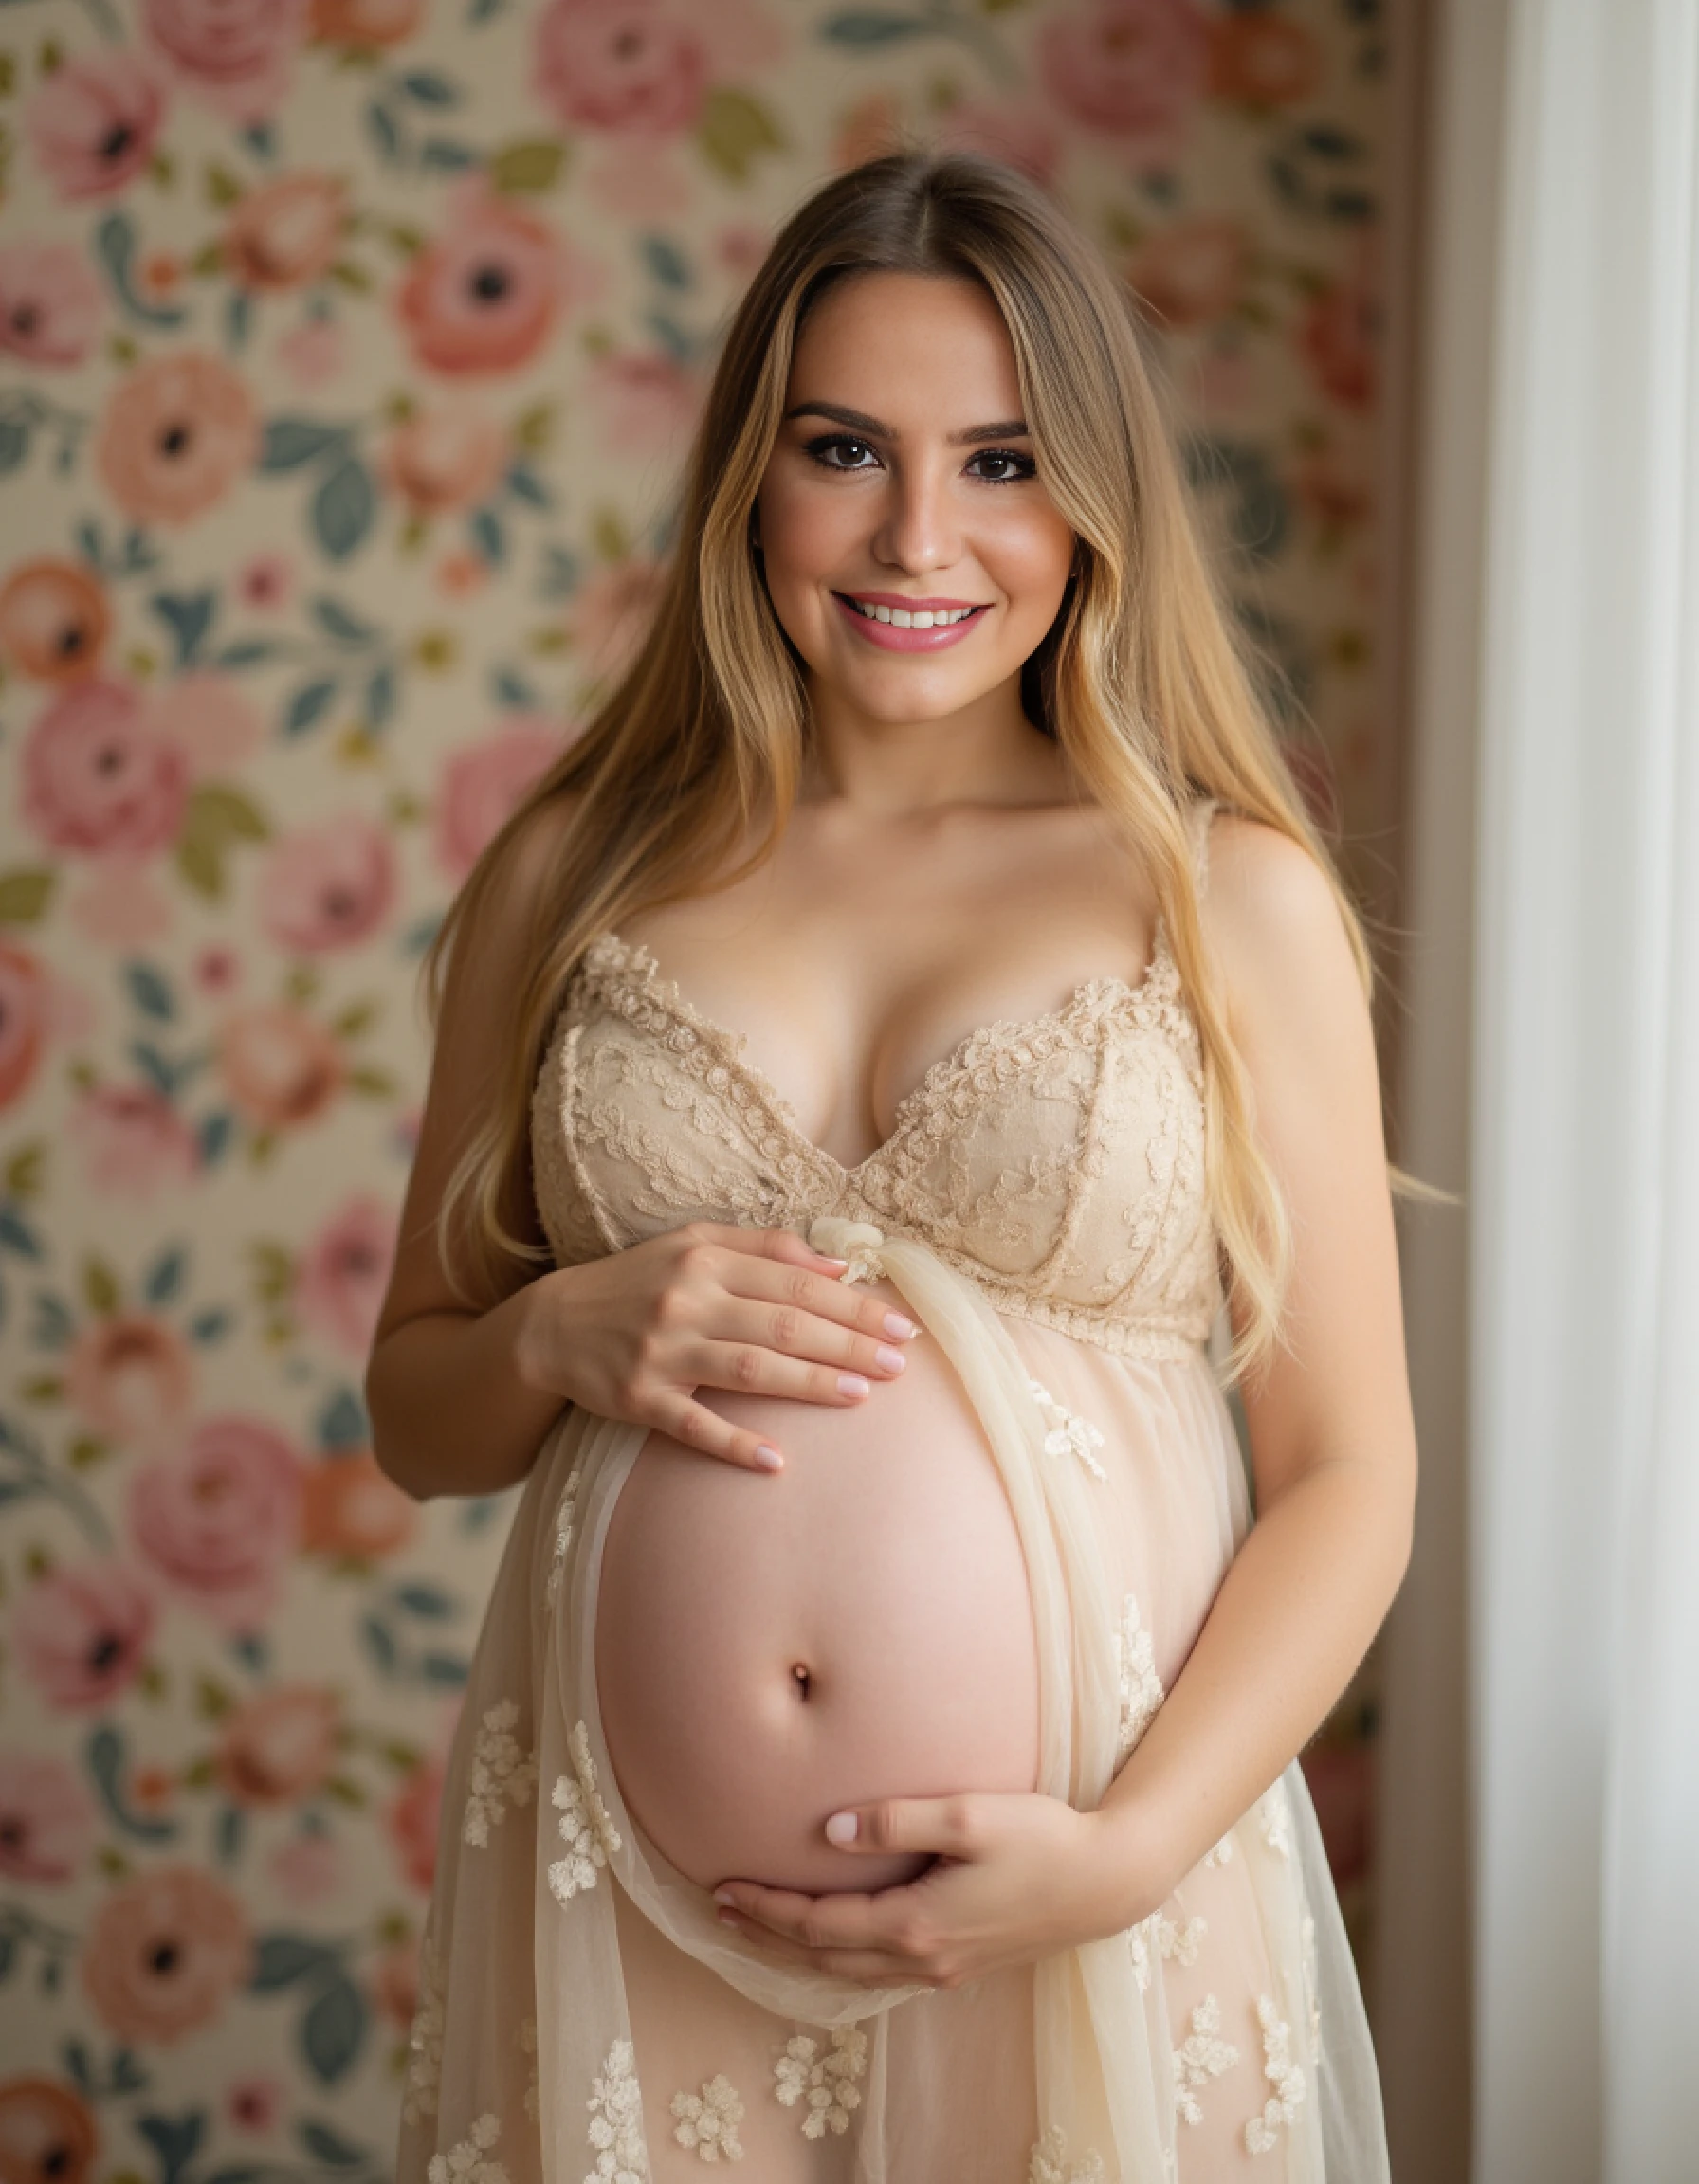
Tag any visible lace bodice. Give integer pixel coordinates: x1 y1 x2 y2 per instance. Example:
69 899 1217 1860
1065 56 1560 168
528 801 1225 1362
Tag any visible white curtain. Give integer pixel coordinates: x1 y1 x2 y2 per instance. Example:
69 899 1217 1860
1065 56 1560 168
1471 1 1699 2176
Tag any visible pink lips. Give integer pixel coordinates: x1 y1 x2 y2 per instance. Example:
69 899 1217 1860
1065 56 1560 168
831 591 990 653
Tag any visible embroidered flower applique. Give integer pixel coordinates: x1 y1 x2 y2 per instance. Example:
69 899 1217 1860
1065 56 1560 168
1257 1781 1291 1859
427 2114 507 2184
1244 1995 1307 2154
463 1699 539 1847
403 1933 446 2125
1113 1592 1164 1761
1203 1831 1236 1869
548 1720 622 1903
670 2075 744 2162
1126 1909 1209 1992
1174 1994 1240 2127
546 1461 584 1607
1027 2125 1106 2182
1026 1375 1108 1481
773 2027 868 2138
586 2038 648 2181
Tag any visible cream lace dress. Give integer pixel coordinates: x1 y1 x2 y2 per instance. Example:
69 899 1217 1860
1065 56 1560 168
394 798 1390 2184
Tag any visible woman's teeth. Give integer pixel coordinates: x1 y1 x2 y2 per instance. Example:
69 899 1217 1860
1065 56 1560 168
848 599 979 628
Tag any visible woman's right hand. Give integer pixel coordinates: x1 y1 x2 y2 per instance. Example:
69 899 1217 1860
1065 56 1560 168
512 1221 919 1472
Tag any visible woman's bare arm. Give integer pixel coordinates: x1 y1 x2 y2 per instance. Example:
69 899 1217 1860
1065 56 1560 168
1091 812 1418 1910
364 801 578 1502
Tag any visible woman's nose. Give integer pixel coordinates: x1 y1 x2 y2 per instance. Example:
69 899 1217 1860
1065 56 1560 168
872 461 961 573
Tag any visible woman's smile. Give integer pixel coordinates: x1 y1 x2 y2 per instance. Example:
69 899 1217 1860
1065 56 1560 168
831 589 992 650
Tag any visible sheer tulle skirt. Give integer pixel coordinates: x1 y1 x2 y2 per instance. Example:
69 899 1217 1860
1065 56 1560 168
396 1229 1388 2182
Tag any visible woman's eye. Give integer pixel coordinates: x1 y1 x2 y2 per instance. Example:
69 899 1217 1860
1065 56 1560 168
968 449 1036 483
807 435 879 472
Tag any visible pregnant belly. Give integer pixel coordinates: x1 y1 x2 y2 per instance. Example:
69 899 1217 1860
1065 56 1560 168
594 1283 1043 1896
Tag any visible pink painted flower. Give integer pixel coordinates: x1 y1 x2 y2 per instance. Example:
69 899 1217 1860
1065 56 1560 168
27 49 167 201
433 717 565 883
713 223 771 284
0 942 48 1115
275 315 345 391
129 1415 303 1630
141 0 306 123
268 1829 342 1905
21 679 188 857
64 1314 196 1451
1128 215 1251 330
381 401 508 514
534 0 707 134
82 1864 251 2045
309 0 422 45
66 858 177 949
1038 0 1208 156
224 173 345 291
214 1685 338 1806
216 1005 344 1128
0 1751 98 1884
568 557 667 687
193 942 241 992
1300 263 1379 412
67 1083 200 1197
11 1559 155 1710
97 352 260 526
158 670 266 780
586 350 703 458
397 188 592 378
386 1754 445 1893
0 2079 99 2184
236 552 292 609
295 1194 396 1355
257 813 393 954
369 1932 420 2029
300 1450 417 1562
226 2077 283 2134
0 244 104 368
0 559 112 682
1207 10 1323 109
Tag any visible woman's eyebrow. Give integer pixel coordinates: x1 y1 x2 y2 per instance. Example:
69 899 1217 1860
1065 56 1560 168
782 400 1031 446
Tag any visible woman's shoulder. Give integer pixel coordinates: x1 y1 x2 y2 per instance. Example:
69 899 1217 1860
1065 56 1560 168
1195 808 1362 1038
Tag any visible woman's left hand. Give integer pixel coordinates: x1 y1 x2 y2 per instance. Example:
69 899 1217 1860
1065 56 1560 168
711 1793 1138 1990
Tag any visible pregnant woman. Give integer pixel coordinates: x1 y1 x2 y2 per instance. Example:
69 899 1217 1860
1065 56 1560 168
371 154 1413 2183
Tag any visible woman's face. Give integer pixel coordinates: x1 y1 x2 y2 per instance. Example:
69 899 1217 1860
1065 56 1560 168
755 270 1078 731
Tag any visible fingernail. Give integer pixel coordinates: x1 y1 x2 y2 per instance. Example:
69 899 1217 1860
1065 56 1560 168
717 1909 740 1927
838 1373 870 1399
713 1887 737 1906
884 1311 917 1339
825 1811 858 1846
754 1444 784 1472
875 1344 906 1374
816 1255 850 1268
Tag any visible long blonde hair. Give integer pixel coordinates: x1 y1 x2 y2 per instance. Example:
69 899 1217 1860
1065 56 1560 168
424 152 1384 1386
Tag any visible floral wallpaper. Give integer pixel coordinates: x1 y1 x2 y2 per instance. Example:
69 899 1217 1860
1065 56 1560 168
0 0 1391 2177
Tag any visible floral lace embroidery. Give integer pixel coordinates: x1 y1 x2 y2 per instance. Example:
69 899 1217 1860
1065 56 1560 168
1126 1909 1208 1990
548 1720 622 1903
463 1700 538 1847
1174 1995 1240 2126
428 2115 507 2184
1257 1781 1291 1859
1203 1831 1236 1868
402 1932 446 2126
773 2027 868 2138
586 2039 648 2182
1244 1995 1307 2153
546 1460 584 1606
670 2075 745 2162
1114 1592 1164 1761
519 2017 539 2125
1028 2126 1106 2182
1027 1376 1108 1481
